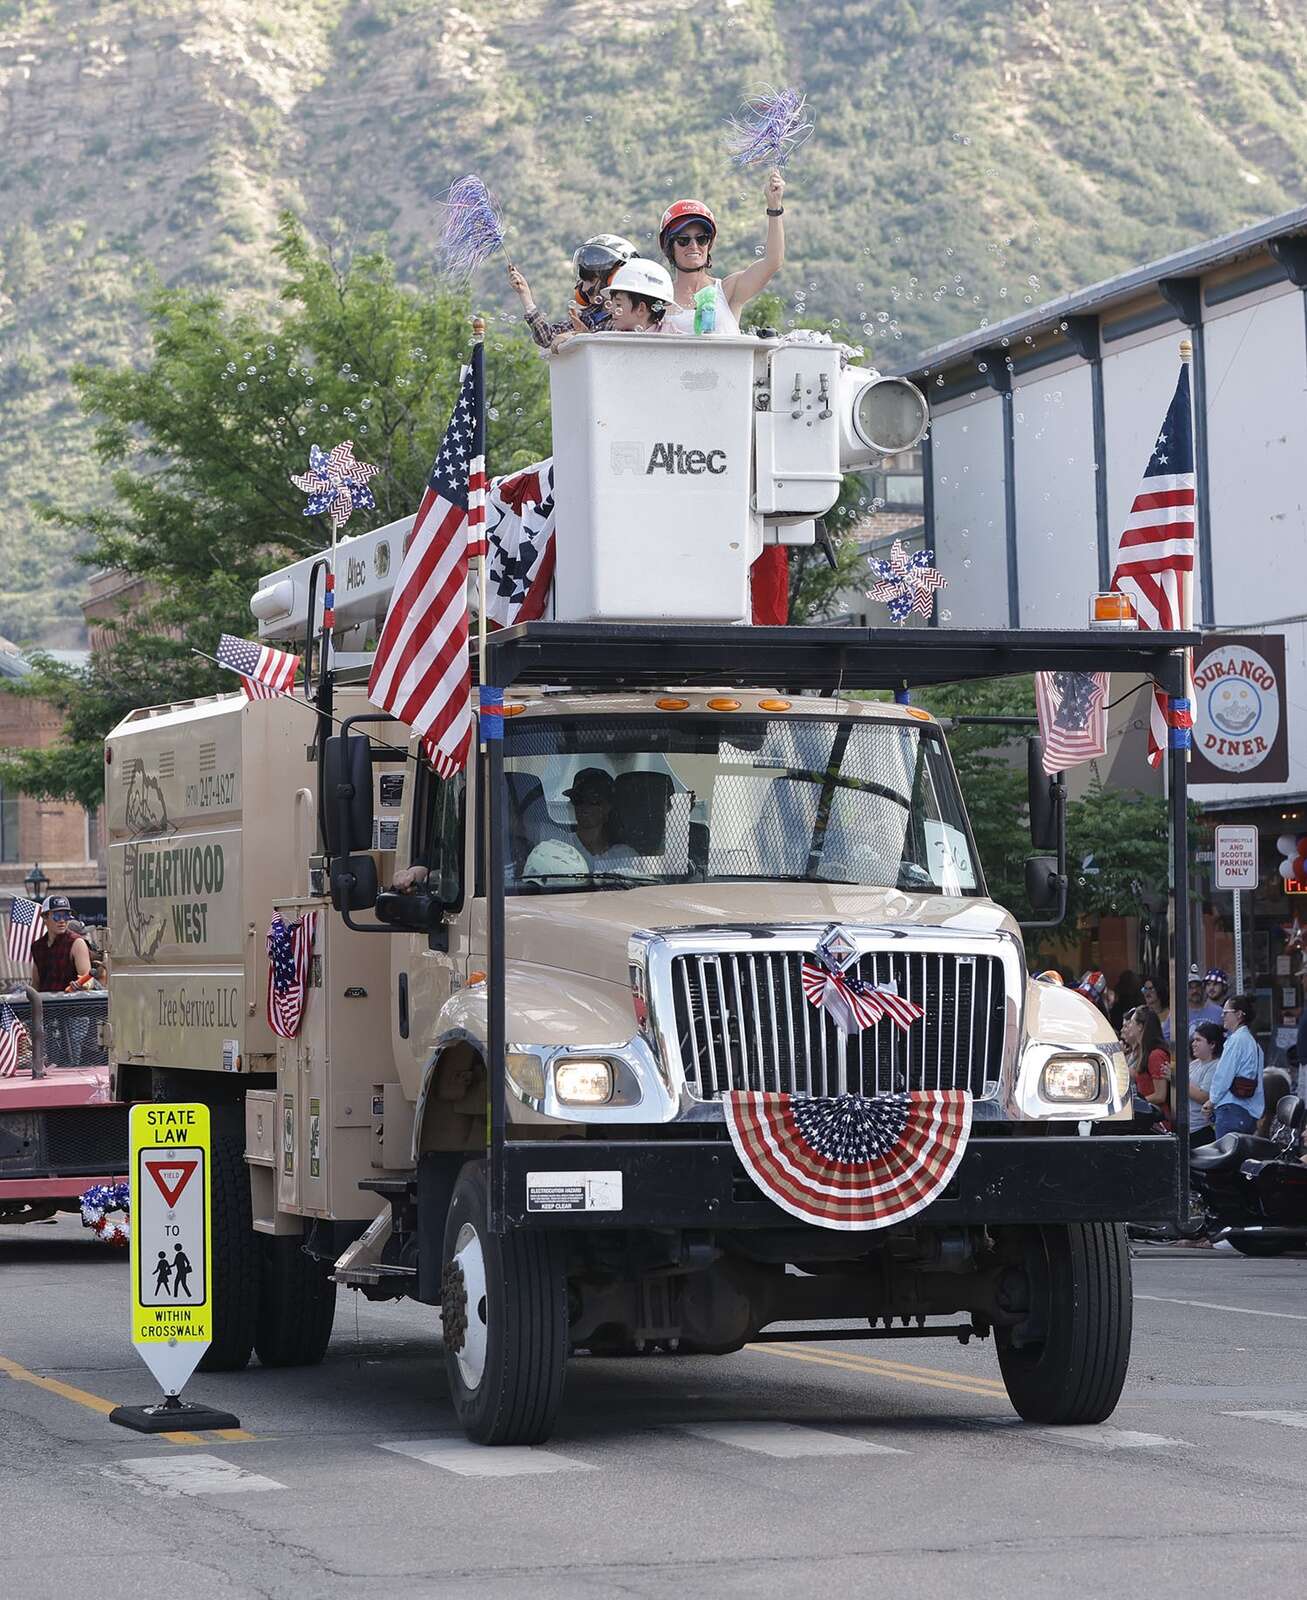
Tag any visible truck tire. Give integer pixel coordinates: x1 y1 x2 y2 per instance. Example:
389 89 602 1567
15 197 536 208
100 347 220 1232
1229 1234 1292 1258
197 1131 259 1372
254 1235 337 1367
996 1222 1131 1425
440 1160 568 1444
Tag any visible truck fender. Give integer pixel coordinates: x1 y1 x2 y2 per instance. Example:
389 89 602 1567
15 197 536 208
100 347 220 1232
412 1028 487 1164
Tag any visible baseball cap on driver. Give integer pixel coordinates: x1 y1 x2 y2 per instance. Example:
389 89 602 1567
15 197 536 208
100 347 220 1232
43 894 72 915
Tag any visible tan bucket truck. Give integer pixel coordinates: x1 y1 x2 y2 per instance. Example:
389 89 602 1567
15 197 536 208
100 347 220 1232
107 335 1196 1444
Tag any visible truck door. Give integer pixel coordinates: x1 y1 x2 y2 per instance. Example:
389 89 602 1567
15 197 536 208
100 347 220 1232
392 760 469 1086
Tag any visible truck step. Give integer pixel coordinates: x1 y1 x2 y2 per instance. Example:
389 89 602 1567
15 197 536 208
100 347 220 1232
332 1261 417 1288
357 1179 416 1198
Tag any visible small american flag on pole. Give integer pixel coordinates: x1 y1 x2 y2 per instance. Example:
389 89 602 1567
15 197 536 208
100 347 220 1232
6 896 44 969
0 1002 29 1077
217 634 301 701
1035 671 1109 776
266 911 318 1039
1110 361 1196 767
368 343 484 777
723 1090 973 1231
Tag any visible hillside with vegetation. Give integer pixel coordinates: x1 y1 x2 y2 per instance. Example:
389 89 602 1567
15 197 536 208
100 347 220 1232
4 0 1307 642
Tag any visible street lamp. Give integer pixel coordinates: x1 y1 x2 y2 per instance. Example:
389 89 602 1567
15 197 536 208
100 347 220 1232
25 863 48 903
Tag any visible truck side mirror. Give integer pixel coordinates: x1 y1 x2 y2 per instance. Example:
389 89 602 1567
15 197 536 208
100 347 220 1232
1025 855 1064 914
322 734 374 856
374 891 443 933
1027 738 1059 851
330 853 378 912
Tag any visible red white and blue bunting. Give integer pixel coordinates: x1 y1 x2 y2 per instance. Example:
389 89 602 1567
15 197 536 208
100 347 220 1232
723 1090 972 1231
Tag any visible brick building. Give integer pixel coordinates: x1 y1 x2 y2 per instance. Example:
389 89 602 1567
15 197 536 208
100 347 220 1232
0 638 106 970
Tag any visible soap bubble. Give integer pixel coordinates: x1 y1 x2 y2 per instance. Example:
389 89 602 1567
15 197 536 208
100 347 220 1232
487 407 499 420
236 382 247 392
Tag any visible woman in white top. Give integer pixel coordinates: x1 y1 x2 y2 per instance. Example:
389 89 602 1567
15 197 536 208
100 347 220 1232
658 169 787 335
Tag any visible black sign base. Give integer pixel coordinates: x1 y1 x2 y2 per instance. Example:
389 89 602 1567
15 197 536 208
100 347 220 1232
110 1398 241 1433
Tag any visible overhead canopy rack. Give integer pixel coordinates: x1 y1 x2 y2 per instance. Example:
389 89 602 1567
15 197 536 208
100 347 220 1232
484 623 1199 695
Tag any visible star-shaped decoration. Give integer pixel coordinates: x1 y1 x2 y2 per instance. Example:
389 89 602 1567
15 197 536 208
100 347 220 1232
866 540 947 624
1283 915 1305 954
290 441 379 532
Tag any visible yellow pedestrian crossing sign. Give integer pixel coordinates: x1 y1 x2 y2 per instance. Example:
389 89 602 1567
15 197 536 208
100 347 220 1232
128 1103 212 1396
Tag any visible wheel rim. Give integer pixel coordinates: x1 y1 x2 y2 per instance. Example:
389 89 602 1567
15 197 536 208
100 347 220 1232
452 1221 489 1391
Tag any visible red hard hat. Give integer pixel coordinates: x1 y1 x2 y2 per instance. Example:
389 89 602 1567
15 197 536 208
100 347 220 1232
659 200 717 251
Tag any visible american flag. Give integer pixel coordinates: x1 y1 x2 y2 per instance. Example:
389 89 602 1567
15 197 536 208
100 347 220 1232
723 1090 972 1231
266 911 318 1039
1035 670 1109 776
0 1003 29 1077
217 634 301 701
368 344 484 777
483 460 556 627
1110 363 1196 766
6 895 44 969
800 959 925 1034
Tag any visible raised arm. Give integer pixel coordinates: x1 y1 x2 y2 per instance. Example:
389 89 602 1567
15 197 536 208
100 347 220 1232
724 169 786 317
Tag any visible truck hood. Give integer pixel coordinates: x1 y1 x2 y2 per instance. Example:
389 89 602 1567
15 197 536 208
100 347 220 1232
503 882 1018 987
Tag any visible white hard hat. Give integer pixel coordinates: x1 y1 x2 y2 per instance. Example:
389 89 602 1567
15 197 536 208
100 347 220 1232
522 840 590 880
604 259 674 305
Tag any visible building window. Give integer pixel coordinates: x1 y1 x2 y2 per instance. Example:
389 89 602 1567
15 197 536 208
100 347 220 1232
87 807 101 865
0 784 17 863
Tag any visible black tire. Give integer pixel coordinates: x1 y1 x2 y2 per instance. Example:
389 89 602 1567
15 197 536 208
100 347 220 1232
441 1160 568 1444
197 1131 259 1372
1229 1234 1292 1258
996 1222 1132 1425
254 1234 337 1367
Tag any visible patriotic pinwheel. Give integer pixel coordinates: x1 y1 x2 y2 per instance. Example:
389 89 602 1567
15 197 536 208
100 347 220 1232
867 539 947 623
291 441 379 531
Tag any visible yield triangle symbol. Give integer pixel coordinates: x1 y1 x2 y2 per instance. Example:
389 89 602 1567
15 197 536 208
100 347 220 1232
146 1158 198 1208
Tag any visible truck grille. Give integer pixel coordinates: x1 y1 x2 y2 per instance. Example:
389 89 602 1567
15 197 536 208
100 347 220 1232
44 1106 129 1175
669 949 1005 1100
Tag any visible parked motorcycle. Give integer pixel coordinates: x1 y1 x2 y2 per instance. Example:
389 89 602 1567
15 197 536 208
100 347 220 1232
1189 1094 1307 1256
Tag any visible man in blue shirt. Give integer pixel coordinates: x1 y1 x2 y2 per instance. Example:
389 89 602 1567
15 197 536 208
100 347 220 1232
1205 993 1264 1140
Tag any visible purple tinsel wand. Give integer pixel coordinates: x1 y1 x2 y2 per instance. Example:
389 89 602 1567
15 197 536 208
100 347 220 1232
439 174 516 279
725 85 815 169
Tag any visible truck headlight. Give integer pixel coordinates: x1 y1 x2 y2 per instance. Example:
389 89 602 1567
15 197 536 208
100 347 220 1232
554 1059 614 1106
506 1052 545 1100
1040 1056 1102 1102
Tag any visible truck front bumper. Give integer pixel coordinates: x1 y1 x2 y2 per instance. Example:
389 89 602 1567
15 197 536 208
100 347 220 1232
498 1132 1179 1231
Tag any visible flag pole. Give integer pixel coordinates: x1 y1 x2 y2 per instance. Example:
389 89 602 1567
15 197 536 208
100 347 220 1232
473 314 488 726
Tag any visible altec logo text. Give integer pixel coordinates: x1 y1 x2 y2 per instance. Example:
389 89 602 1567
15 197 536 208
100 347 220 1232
646 443 728 475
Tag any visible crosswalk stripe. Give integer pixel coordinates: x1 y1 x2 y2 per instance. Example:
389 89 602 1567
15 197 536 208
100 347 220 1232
378 1438 593 1477
1033 1425 1191 1451
1136 1294 1307 1323
1223 1409 1307 1429
680 1420 904 1458
110 1453 284 1495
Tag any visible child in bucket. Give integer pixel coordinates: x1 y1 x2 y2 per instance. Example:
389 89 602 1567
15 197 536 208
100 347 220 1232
550 260 675 349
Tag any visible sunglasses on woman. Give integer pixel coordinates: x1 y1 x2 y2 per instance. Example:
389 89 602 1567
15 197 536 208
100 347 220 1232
673 231 712 247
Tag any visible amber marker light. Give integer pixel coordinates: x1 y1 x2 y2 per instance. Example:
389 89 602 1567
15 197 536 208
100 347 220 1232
904 706 933 721
467 970 487 986
656 697 690 711
757 698 792 711
706 697 742 711
501 703 526 717
1090 592 1138 627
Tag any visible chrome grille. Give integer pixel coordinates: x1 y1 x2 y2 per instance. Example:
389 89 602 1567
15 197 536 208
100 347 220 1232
670 949 1005 1100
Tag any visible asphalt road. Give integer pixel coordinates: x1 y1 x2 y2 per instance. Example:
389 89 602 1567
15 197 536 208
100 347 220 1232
3 1216 1306 1600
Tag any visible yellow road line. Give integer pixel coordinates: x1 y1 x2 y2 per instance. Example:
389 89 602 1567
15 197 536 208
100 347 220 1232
749 1342 1006 1400
0 1353 254 1443
768 1342 1009 1393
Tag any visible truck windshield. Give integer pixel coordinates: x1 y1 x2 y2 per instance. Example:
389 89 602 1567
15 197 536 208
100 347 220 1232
502 715 981 896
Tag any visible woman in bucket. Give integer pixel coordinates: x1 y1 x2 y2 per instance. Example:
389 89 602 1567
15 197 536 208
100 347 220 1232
659 168 787 335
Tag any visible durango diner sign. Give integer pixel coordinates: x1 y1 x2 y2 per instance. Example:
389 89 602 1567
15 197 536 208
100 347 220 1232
1190 633 1288 785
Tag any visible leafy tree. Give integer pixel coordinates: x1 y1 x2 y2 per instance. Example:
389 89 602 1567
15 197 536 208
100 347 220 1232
2 215 551 808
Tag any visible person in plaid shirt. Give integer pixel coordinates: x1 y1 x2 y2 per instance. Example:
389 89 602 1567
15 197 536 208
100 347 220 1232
507 234 639 351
